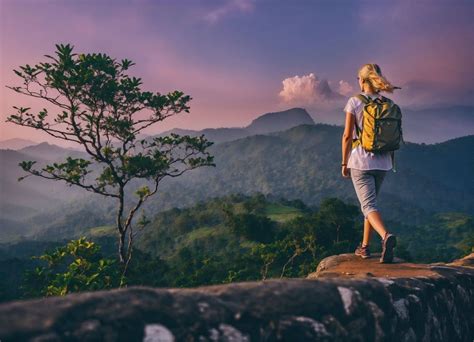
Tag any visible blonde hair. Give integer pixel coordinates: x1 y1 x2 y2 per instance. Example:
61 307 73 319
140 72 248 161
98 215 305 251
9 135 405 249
358 63 400 93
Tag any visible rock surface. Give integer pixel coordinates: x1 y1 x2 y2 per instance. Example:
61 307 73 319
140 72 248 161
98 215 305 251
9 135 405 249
0 254 473 341
307 253 440 279
447 252 474 267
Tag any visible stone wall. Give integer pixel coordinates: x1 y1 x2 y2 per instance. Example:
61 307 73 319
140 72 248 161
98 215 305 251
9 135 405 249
0 254 473 341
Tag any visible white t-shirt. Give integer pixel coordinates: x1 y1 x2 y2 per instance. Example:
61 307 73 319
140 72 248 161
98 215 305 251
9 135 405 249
343 92 393 171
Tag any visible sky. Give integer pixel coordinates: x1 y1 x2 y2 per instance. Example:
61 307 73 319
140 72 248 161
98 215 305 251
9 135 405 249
1 0 474 144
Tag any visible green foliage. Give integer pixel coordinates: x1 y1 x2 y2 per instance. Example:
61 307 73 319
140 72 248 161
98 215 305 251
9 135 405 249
6 43 215 267
251 198 360 279
21 237 120 298
242 192 267 214
314 197 360 245
223 206 276 243
390 212 474 263
122 249 170 287
458 235 474 255
1 193 472 301
250 234 317 279
137 193 360 285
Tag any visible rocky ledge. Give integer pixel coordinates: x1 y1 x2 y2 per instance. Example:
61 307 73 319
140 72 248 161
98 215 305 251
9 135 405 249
0 253 473 341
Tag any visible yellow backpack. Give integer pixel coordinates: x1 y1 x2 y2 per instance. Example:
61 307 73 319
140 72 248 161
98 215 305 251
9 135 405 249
352 93 405 172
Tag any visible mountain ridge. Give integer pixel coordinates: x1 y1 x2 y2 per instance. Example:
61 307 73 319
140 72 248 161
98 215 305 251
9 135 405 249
154 107 315 144
1 121 472 242
0 138 37 150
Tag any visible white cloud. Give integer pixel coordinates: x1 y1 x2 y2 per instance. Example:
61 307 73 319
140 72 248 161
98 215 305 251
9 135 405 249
338 80 354 96
203 0 255 24
279 73 318 104
278 73 344 106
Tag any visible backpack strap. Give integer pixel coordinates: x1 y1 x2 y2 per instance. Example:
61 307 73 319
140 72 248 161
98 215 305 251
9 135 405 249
351 94 368 149
355 94 370 104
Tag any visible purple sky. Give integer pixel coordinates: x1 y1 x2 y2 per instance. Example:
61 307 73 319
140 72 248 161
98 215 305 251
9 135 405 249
1 0 474 144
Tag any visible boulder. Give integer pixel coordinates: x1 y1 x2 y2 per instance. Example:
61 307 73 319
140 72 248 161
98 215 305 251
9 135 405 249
0 254 473 341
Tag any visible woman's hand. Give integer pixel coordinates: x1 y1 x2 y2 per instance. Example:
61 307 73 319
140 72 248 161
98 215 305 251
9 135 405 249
341 165 351 178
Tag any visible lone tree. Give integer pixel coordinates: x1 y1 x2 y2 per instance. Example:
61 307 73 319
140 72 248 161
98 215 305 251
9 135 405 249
6 43 215 278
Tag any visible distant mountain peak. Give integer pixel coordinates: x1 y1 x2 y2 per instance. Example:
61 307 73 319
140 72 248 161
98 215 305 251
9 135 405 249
153 108 316 144
17 141 84 161
0 138 37 150
246 108 315 134
20 142 63 151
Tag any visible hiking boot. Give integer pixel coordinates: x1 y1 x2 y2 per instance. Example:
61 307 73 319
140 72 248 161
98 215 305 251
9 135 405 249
380 233 397 263
355 243 371 259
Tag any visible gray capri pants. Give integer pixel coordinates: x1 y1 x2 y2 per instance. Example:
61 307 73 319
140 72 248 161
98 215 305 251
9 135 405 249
350 168 387 219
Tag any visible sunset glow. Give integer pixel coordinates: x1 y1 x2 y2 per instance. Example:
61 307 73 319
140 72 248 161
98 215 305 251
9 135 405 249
1 0 473 144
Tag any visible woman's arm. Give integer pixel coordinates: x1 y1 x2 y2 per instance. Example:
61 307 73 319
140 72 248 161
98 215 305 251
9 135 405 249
341 111 355 177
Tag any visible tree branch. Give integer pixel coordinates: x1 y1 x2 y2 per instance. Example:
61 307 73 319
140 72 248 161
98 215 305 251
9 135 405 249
22 169 119 198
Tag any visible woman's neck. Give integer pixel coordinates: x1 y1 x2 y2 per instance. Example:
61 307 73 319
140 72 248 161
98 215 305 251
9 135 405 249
362 89 377 95
362 90 379 96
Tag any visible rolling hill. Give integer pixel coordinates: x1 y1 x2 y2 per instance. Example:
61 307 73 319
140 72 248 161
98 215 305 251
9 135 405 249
1 109 473 243
149 124 474 218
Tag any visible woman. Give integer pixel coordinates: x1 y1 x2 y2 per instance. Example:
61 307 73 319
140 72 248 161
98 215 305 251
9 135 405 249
341 63 400 263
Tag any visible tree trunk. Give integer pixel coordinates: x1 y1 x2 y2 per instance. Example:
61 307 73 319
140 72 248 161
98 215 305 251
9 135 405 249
117 187 126 264
118 231 127 264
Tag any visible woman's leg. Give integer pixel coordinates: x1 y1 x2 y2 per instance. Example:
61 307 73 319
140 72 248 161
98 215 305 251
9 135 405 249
351 169 388 240
362 217 372 247
352 169 396 262
366 211 387 239
366 170 389 239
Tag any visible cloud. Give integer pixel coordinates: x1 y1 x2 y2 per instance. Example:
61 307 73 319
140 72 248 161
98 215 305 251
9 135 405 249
338 80 354 96
203 0 255 24
278 73 344 106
